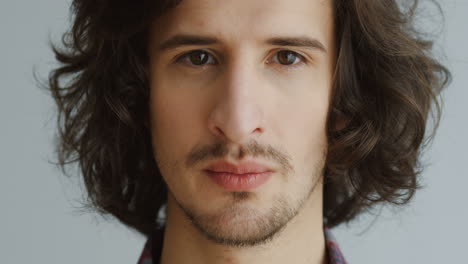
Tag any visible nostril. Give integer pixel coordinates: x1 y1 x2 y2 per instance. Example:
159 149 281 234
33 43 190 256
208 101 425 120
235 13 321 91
215 127 225 137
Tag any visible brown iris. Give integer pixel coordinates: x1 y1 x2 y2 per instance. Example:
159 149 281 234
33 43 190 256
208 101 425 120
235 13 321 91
277 50 297 65
188 50 209 65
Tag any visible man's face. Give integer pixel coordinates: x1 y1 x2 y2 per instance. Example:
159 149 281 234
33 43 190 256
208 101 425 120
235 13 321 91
148 0 335 247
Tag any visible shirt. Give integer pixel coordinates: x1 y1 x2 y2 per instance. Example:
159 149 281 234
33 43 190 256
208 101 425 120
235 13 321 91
137 225 347 264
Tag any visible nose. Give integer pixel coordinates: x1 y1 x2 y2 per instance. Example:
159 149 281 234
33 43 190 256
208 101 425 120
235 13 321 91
208 58 265 144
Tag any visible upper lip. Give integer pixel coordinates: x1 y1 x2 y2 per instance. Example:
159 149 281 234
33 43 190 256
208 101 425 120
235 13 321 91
204 160 273 174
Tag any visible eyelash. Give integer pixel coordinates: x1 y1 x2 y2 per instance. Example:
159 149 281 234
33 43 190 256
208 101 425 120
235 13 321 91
174 49 308 70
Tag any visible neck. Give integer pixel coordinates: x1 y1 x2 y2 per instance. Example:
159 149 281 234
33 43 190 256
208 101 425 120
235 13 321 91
160 190 326 264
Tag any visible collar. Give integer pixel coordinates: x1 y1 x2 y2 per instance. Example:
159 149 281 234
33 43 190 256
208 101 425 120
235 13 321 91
137 225 347 264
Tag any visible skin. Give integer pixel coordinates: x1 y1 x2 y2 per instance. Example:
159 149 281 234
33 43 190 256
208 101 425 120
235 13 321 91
147 0 336 263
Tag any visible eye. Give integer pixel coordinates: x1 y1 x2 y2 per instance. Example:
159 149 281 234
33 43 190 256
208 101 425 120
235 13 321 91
175 50 217 67
269 50 306 67
175 49 307 68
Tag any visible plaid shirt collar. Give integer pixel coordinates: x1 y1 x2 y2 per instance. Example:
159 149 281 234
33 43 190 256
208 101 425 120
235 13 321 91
137 225 347 264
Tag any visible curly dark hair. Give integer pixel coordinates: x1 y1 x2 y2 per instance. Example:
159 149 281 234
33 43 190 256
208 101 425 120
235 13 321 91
47 0 451 236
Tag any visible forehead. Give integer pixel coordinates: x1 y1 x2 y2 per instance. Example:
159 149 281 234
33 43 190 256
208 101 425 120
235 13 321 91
151 0 334 48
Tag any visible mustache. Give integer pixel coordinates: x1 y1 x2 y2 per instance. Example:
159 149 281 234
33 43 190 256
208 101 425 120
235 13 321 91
185 139 294 174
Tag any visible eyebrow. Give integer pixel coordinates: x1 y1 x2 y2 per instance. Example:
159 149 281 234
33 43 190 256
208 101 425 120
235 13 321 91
157 34 327 53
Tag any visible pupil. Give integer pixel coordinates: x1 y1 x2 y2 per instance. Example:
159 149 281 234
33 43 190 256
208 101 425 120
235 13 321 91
190 51 208 65
278 51 295 65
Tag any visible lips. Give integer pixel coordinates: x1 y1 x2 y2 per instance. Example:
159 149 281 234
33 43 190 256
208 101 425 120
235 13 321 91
204 161 273 174
204 161 274 191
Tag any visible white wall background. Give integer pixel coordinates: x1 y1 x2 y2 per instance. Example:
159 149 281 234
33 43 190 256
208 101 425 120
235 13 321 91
1 0 466 263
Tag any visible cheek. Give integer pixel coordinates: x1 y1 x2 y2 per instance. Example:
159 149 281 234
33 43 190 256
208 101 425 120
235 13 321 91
271 75 330 166
274 69 330 127
148 77 204 169
284 106 328 155
149 59 204 132
283 111 328 186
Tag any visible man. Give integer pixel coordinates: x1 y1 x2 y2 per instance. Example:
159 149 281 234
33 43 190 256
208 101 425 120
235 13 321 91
48 0 450 263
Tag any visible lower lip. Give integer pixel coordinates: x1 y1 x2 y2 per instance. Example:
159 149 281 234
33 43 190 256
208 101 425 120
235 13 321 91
205 170 273 191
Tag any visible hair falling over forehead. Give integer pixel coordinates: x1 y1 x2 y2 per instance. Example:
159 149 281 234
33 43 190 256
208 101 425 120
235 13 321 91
47 0 451 235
